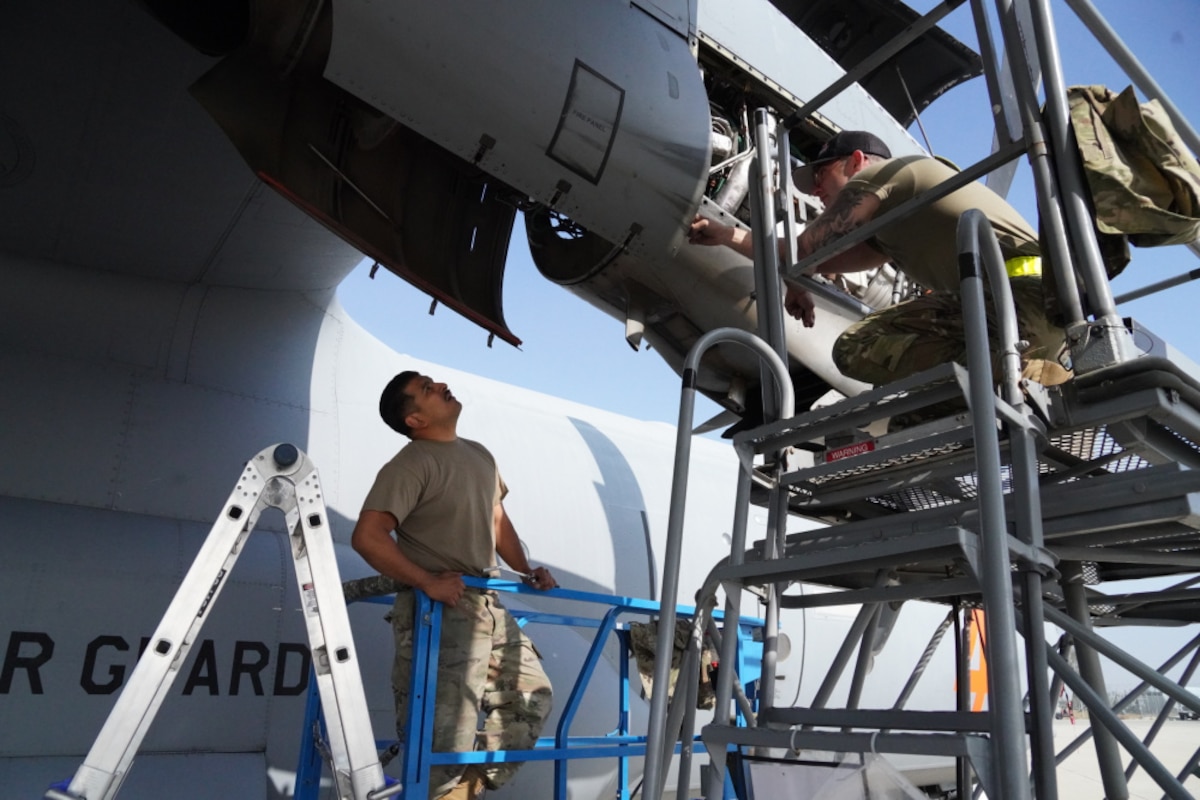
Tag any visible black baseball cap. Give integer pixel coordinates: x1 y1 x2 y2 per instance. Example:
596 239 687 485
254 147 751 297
792 131 892 194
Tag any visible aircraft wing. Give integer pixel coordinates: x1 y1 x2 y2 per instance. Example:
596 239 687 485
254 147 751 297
189 48 522 346
1 0 981 415
0 2 520 345
778 0 983 127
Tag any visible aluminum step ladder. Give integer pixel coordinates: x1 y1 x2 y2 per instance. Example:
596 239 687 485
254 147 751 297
45 444 395 800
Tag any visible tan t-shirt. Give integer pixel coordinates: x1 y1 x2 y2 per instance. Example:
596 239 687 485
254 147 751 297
847 155 1040 292
362 438 506 578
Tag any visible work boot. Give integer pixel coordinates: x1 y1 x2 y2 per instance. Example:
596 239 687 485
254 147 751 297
1021 358 1073 387
437 767 487 800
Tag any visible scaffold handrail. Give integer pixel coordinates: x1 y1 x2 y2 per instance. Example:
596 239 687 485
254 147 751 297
294 576 764 800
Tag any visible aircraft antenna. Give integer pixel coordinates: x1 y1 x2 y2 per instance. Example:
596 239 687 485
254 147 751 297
896 65 935 156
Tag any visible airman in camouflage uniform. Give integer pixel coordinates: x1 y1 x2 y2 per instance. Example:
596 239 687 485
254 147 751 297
389 589 552 795
690 131 1069 388
351 371 557 799
831 275 1067 387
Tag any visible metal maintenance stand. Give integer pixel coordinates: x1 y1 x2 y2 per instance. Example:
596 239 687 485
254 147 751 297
645 0 1200 797
46 444 393 800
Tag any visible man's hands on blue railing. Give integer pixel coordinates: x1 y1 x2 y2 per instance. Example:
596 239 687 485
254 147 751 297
421 571 465 607
522 566 558 591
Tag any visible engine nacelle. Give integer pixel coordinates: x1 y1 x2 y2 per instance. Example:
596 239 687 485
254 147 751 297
322 0 712 261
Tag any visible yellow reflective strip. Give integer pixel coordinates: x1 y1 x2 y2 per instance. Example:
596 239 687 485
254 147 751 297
1005 256 1041 278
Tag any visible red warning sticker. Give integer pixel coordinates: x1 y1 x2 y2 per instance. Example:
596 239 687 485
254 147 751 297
824 440 875 463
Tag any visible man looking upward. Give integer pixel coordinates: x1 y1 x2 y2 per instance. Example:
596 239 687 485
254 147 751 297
689 130 1067 387
352 371 556 799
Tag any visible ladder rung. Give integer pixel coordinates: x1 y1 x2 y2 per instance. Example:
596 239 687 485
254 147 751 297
758 707 995 733
716 528 974 586
702 723 987 759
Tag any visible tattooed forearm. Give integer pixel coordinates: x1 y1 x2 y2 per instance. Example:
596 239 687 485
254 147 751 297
798 187 874 260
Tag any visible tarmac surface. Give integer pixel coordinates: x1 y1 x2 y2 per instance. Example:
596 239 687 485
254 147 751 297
1052 716 1200 799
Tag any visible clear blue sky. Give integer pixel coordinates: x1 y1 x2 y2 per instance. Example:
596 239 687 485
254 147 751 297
339 0 1199 428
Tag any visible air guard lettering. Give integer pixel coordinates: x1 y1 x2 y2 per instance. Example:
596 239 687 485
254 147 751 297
183 639 219 695
274 642 311 696
1 631 54 694
81 635 129 694
230 640 270 695
1 630 311 696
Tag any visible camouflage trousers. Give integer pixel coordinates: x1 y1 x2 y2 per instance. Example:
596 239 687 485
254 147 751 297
833 276 1067 386
390 589 552 798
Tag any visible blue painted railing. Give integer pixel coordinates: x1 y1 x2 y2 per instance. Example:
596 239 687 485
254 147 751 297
295 577 762 799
